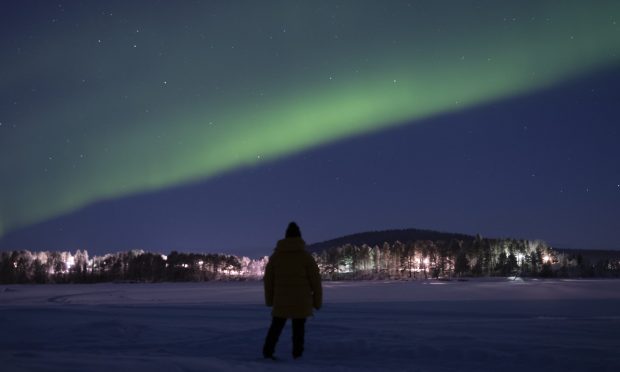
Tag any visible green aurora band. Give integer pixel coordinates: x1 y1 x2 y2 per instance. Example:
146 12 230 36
1 0 619 236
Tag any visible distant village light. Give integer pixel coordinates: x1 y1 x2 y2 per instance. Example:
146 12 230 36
5 236 616 283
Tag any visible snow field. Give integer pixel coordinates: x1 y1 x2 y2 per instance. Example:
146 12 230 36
1 279 619 371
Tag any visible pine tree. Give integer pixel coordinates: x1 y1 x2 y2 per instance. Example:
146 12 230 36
497 251 507 275
454 249 469 277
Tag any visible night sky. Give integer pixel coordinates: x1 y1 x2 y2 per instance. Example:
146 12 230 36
1 1 619 257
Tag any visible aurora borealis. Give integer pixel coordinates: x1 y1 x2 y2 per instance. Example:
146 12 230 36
1 1 619 254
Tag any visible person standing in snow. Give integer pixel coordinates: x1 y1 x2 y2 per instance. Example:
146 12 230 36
262 222 323 360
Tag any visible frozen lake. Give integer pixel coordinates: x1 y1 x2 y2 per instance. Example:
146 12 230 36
1 279 619 371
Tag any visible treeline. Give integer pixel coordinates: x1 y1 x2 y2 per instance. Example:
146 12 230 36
0 249 267 284
314 236 620 280
1 236 619 284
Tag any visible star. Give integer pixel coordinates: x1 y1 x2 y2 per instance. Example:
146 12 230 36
1 0 619 254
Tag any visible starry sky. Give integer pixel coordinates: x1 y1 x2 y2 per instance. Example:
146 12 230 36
1 0 619 256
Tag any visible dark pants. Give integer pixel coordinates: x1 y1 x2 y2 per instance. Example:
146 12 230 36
263 317 306 358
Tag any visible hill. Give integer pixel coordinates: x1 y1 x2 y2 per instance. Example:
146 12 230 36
308 228 475 253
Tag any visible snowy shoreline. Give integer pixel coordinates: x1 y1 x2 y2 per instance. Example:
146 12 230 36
2 278 620 306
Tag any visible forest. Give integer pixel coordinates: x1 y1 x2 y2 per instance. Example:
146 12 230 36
1 235 618 284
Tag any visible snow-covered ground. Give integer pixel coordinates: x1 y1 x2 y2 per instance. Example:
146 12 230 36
1 279 619 371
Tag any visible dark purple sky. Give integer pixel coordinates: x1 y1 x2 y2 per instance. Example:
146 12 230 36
1 1 619 257
2 67 619 257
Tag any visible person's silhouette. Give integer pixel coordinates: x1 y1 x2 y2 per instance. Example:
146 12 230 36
262 222 322 360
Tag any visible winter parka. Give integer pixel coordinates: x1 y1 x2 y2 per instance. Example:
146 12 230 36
263 237 322 318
